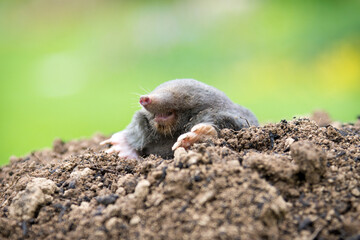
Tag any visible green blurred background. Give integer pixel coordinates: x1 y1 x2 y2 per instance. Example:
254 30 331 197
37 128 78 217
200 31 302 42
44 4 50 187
1 0 359 165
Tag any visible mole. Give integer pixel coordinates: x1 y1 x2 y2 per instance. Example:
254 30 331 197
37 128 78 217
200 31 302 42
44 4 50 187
100 79 259 159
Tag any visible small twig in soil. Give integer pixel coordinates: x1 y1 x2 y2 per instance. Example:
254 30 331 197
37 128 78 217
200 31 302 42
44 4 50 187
89 166 117 174
21 221 28 236
156 167 167 186
308 226 324 240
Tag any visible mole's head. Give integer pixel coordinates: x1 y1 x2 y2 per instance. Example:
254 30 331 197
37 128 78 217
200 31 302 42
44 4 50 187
139 92 176 135
139 79 229 135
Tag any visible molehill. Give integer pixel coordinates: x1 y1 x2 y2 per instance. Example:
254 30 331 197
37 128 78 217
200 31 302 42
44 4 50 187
0 117 360 240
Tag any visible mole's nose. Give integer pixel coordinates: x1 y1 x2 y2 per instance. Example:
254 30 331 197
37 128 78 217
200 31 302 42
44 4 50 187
139 96 151 106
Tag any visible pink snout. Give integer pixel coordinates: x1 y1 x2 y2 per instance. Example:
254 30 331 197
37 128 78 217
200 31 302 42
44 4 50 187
139 96 151 106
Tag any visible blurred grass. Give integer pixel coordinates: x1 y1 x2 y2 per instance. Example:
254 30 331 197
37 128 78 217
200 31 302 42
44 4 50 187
0 0 359 165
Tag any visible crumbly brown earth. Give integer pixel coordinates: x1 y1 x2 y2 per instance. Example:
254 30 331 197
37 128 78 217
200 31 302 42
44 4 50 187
1 118 360 240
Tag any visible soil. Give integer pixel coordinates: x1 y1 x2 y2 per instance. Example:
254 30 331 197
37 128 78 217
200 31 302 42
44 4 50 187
1 115 360 240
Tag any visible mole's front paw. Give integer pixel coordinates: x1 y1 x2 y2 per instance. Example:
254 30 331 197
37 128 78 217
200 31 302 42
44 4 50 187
172 123 217 151
100 131 139 160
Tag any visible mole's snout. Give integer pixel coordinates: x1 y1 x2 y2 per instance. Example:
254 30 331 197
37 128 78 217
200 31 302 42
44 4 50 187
140 96 151 107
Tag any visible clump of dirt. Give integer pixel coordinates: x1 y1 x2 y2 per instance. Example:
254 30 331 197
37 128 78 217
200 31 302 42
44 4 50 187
1 118 360 240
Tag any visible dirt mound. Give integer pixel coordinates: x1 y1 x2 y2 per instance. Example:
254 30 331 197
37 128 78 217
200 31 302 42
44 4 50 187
1 118 360 240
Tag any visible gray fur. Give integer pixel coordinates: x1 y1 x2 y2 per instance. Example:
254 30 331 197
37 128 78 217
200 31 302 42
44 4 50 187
124 79 259 158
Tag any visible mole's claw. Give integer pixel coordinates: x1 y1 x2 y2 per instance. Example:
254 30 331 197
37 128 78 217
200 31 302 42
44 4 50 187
118 151 140 161
191 123 217 137
100 139 111 145
172 123 217 151
172 132 197 150
101 131 125 146
105 144 122 154
101 131 140 160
